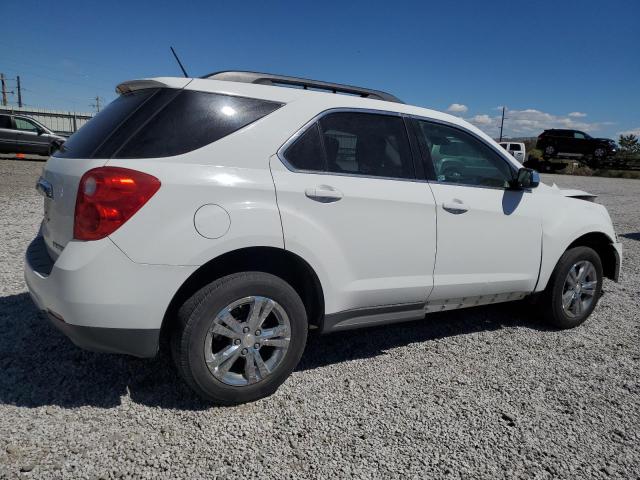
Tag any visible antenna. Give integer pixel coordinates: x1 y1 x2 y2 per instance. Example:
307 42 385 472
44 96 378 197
170 46 189 78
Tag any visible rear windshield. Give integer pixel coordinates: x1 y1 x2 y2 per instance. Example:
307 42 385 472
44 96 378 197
55 89 283 159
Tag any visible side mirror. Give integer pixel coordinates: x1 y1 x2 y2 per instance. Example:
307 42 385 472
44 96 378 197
512 167 540 189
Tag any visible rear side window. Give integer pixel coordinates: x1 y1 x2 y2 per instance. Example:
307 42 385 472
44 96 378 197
56 89 282 159
56 89 156 158
0 115 12 129
319 112 414 179
510 144 521 151
116 91 282 158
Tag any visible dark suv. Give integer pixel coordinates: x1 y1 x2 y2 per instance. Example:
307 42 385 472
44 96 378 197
0 114 66 156
536 129 616 163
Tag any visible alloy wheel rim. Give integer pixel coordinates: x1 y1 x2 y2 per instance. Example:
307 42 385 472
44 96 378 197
545 146 555 154
204 296 291 386
594 148 605 157
561 260 597 318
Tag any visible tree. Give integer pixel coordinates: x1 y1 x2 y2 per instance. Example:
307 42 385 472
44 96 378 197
618 134 640 154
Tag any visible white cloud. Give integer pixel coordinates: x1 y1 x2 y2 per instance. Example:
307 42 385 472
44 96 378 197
468 114 494 126
618 127 640 137
446 103 468 113
465 108 605 137
568 112 587 118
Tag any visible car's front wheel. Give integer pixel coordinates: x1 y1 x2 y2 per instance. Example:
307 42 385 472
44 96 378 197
172 272 308 404
593 147 607 160
541 246 603 329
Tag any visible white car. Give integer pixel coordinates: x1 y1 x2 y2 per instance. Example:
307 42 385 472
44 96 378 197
499 141 526 163
25 71 622 404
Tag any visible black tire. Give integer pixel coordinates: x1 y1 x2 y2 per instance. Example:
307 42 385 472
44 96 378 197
171 272 308 405
540 246 603 329
593 146 606 159
544 145 556 158
48 142 60 156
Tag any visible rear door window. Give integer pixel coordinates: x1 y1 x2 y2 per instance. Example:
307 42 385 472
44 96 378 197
509 143 521 151
318 112 415 179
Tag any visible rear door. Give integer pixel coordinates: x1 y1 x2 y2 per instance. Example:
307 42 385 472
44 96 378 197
270 110 437 316
0 115 15 152
413 119 542 306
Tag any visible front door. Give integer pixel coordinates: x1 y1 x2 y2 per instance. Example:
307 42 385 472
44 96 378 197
271 110 437 316
413 119 542 307
14 117 49 154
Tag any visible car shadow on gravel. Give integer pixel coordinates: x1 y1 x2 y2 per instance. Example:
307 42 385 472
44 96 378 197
0 292 550 410
299 301 551 372
621 232 640 241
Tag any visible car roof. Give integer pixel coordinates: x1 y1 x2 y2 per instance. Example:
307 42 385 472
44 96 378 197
120 76 500 152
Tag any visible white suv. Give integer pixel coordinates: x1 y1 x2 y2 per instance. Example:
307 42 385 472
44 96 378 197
25 71 622 404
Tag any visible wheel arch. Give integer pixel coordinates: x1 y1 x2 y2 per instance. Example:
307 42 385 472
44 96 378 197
565 231 619 281
161 246 325 342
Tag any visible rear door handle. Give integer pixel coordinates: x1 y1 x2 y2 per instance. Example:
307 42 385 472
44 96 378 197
305 185 343 203
442 200 468 214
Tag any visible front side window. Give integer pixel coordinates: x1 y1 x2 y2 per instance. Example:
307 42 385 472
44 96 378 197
14 118 38 132
416 120 514 188
318 112 414 179
574 132 586 139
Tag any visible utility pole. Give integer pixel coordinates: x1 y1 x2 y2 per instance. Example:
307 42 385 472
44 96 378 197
16 76 22 107
91 95 102 112
499 106 506 142
0 74 7 106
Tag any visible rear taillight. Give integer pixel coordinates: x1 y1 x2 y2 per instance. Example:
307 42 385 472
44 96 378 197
74 167 160 241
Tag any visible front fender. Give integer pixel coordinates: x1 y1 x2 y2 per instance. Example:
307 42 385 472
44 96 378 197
535 196 616 292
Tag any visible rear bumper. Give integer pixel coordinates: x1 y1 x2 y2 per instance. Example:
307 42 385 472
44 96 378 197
24 234 196 358
46 311 160 357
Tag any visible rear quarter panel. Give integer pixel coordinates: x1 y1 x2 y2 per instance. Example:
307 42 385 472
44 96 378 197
105 100 320 266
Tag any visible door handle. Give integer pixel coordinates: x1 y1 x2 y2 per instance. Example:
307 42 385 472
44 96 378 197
305 185 343 203
442 200 468 214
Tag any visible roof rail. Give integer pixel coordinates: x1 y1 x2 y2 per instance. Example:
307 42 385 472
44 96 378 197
201 71 404 104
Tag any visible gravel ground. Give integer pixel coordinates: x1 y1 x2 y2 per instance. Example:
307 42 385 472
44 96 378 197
0 159 638 479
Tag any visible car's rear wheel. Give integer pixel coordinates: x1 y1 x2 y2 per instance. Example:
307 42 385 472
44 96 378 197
543 145 556 159
541 246 603 329
171 272 308 404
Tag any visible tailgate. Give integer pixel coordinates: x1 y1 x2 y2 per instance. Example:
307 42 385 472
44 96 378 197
38 156 107 260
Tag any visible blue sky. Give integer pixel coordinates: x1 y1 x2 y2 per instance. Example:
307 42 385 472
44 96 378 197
1 0 638 139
